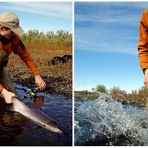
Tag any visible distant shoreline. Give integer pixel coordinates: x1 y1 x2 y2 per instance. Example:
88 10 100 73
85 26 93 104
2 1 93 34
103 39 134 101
75 90 147 107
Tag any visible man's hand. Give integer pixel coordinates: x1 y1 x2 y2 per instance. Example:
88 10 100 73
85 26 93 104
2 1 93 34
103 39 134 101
35 75 46 91
144 69 148 88
1 89 16 104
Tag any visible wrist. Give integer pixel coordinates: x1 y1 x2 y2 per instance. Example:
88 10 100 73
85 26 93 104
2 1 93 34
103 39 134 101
0 88 3 93
1 88 8 95
35 75 41 79
35 75 40 77
144 69 148 75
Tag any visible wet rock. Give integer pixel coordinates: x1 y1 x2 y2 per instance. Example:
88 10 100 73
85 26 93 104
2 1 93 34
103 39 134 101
48 54 72 66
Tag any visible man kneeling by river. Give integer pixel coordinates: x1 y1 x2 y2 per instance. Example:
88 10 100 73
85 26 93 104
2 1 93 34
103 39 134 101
0 12 46 104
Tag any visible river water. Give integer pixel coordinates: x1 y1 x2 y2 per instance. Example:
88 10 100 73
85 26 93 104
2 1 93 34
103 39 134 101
75 93 148 146
0 83 72 146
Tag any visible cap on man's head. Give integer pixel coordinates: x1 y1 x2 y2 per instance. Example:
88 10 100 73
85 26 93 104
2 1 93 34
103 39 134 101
0 12 24 36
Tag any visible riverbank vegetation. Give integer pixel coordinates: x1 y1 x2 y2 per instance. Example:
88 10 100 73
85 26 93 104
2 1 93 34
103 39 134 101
75 84 148 107
21 29 72 52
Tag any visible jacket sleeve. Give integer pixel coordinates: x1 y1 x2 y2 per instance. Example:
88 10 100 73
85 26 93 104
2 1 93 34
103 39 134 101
138 10 148 72
0 41 4 92
15 38 39 76
0 84 4 93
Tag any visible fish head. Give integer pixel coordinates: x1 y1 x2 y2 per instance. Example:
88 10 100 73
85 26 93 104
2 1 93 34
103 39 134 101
45 121 63 134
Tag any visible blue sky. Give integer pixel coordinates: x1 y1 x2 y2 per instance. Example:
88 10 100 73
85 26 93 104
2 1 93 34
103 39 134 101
0 2 72 33
75 2 148 92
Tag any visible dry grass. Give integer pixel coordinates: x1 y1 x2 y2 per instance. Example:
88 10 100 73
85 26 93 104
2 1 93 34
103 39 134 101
7 47 72 78
75 90 147 107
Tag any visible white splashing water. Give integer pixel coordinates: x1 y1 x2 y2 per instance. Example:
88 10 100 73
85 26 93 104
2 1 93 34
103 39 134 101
75 93 148 146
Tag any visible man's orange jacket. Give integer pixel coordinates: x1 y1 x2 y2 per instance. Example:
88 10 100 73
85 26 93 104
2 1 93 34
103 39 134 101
138 9 148 73
0 34 39 92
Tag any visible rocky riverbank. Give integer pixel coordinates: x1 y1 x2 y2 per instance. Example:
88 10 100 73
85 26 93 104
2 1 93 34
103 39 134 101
75 90 147 107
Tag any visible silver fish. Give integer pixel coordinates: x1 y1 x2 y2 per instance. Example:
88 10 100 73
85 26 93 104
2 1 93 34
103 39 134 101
12 97 63 134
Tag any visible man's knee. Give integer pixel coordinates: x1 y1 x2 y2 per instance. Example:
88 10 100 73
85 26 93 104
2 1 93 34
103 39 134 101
0 50 8 68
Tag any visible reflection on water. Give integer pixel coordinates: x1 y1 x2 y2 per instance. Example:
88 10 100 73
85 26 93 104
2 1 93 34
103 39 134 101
32 96 44 109
0 84 72 146
75 93 148 146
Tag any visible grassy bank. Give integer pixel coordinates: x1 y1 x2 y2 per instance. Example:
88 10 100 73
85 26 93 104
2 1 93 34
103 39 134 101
75 85 148 107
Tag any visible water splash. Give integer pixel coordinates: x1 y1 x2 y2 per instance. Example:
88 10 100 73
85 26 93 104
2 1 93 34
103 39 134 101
75 93 148 146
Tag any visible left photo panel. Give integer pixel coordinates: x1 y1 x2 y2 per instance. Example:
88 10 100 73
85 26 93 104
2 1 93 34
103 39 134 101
0 2 72 146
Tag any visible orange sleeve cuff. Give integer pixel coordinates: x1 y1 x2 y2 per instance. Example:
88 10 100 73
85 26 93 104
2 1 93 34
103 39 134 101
0 84 4 93
29 63 40 76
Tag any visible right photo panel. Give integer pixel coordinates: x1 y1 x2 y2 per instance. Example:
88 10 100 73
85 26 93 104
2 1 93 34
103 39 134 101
74 2 148 146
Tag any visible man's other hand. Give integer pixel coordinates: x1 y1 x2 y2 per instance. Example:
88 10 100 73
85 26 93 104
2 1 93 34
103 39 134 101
1 89 16 104
35 75 46 91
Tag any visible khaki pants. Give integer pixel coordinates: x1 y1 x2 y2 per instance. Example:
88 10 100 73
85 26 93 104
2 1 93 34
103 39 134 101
0 50 16 98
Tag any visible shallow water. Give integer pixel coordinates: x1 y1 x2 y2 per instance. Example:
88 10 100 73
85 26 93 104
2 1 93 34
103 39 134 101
75 93 148 146
0 83 72 146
